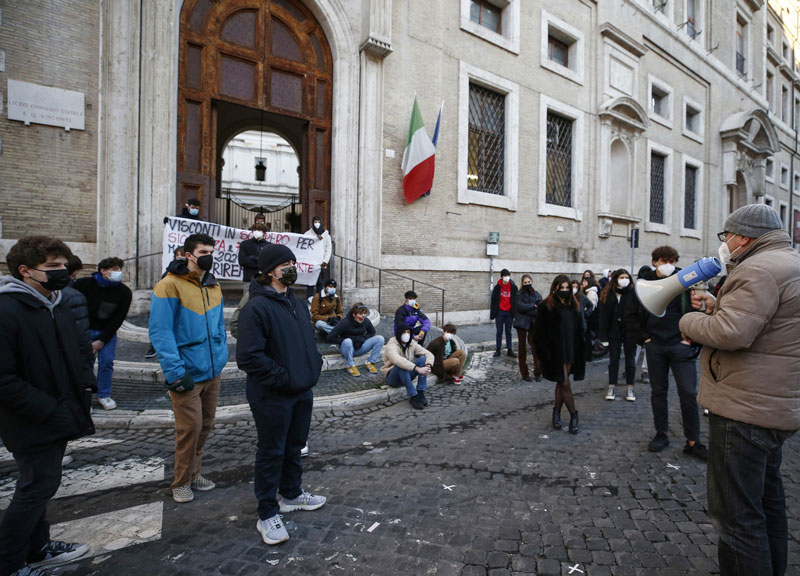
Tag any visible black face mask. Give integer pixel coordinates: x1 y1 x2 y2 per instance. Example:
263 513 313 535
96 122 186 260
278 266 298 286
556 290 572 301
523 285 533 292
196 254 214 271
34 268 71 291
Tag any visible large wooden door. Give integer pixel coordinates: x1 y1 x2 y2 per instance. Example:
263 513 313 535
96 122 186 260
178 0 332 226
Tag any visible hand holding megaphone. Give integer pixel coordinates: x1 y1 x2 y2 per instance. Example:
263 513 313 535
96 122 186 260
635 257 722 317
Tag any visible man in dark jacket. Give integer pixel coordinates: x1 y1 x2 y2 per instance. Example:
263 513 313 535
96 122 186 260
626 246 706 459
394 290 431 344
61 254 94 374
329 303 385 376
237 222 270 292
235 243 326 546
75 257 132 411
0 236 94 576
490 269 518 358
179 197 203 220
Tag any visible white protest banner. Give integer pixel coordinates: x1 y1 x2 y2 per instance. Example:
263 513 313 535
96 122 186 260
161 217 324 284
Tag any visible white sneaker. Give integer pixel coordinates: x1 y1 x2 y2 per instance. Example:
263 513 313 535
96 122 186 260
257 515 289 545
190 474 216 492
626 388 636 402
300 443 309 457
98 397 117 410
605 386 616 401
279 490 327 512
61 454 74 466
172 485 194 503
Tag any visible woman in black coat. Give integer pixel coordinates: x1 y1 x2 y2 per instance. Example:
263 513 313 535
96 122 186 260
597 269 637 402
534 275 585 434
512 275 542 382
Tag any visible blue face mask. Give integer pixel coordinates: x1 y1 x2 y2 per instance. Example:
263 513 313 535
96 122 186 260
326 288 336 296
189 207 199 216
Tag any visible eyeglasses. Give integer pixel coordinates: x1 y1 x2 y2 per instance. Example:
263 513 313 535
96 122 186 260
717 231 729 242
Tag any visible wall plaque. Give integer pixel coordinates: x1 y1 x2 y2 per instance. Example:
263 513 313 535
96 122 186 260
7 79 85 131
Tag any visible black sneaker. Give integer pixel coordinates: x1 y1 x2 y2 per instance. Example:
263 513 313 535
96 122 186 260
683 441 708 461
648 433 670 452
28 540 90 568
409 395 425 410
492 349 501 358
416 390 429 406
507 350 517 358
144 345 157 359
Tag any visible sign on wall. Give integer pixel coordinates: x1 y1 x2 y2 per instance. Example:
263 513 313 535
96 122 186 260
161 217 324 284
7 79 85 131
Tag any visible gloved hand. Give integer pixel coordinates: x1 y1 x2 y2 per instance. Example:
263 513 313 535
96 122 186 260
167 372 195 393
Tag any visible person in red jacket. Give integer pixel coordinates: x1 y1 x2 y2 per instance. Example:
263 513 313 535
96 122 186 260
490 269 517 358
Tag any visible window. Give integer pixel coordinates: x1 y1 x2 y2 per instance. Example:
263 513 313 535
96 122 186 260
548 36 569 67
684 164 698 230
648 75 673 127
766 157 775 183
460 0 520 54
470 0 501 34
683 97 703 141
540 11 585 85
538 95 584 219
795 96 800 131
782 85 789 124
457 61 519 211
685 0 700 39
736 15 747 75
780 203 788 229
767 24 774 46
546 112 573 207
650 152 667 224
765 196 773 208
781 164 789 190
783 42 790 62
467 83 505 196
766 72 774 112
794 173 800 194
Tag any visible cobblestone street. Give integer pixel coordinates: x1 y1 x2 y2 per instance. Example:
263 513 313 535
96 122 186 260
2 351 798 575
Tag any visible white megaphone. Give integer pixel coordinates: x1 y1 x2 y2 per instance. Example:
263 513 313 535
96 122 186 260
635 257 722 317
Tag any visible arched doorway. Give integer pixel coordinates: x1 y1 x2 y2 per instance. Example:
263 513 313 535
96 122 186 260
177 0 332 230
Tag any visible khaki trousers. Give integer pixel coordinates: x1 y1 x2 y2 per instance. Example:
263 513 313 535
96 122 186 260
169 375 220 488
442 349 466 378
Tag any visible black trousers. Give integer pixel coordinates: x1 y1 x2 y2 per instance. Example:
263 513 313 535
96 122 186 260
0 441 66 576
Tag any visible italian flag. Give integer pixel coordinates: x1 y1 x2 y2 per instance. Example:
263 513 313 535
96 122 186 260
401 97 441 204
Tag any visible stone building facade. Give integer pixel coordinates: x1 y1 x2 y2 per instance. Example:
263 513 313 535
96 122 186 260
0 0 798 322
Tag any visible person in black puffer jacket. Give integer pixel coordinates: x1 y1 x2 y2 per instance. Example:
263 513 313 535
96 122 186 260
61 255 95 375
0 237 95 575
328 303 385 377
235 243 326 546
512 275 542 382
597 269 637 403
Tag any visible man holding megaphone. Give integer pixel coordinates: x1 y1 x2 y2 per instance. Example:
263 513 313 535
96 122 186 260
680 204 800 576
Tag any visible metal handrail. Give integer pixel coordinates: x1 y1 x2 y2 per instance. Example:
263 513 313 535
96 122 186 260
330 252 446 325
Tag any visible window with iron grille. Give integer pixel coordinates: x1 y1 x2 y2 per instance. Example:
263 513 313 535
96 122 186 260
684 165 697 229
546 112 573 207
467 83 505 196
650 152 666 224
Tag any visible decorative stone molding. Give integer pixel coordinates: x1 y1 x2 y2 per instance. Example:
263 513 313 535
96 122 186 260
360 0 392 58
599 23 648 58
720 109 779 200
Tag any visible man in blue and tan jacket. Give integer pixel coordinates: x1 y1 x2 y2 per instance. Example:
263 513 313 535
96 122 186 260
149 233 228 504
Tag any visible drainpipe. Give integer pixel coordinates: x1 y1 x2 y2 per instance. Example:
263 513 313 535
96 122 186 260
134 0 144 287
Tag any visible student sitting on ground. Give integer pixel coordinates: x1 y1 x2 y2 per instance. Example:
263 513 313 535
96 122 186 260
310 279 342 337
382 325 435 410
426 324 466 383
327 303 384 377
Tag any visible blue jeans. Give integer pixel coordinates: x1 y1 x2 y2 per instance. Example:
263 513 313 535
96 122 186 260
707 414 795 576
340 335 384 366
386 356 427 398
247 384 313 520
495 310 513 351
90 329 117 399
645 341 700 441
315 320 334 334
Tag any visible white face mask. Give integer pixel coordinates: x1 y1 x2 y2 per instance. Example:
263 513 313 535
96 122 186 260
572 287 578 294
502 276 510 284
657 263 675 277
400 333 411 344
443 333 453 341
718 238 744 265
109 270 123 283
252 230 264 240
617 278 630 289
407 299 416 308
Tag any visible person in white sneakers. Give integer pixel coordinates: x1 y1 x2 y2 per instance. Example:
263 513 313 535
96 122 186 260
236 244 326 545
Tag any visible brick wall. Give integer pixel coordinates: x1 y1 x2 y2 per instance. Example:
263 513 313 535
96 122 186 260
0 0 100 242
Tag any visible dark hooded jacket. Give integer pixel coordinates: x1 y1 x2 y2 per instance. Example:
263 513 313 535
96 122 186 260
74 272 132 343
513 285 543 331
625 267 693 346
0 277 95 453
238 236 270 282
490 279 518 320
328 310 377 350
235 279 322 396
61 282 95 372
179 206 202 220
597 286 636 342
533 295 586 383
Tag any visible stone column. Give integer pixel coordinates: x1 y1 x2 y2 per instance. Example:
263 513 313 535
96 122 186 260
98 0 140 269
